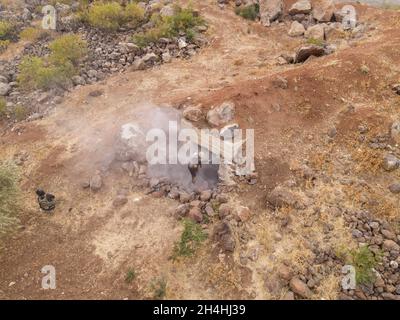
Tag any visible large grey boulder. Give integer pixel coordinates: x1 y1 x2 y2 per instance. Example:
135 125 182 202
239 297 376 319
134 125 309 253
207 101 235 127
288 21 306 37
259 0 283 26
0 82 11 96
289 0 312 15
305 24 326 41
312 0 335 22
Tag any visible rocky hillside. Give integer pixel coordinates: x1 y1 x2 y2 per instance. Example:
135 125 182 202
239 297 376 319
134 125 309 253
0 0 400 300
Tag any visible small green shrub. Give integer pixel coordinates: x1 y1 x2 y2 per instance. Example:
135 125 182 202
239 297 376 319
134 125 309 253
82 2 145 31
307 37 325 47
124 2 146 27
350 246 381 285
49 34 87 66
0 163 20 238
151 277 167 300
0 21 14 52
0 21 14 41
18 35 86 91
133 6 205 48
0 97 6 117
125 268 137 284
86 2 125 31
0 40 10 53
20 27 49 42
173 218 207 258
235 4 260 21
13 105 28 121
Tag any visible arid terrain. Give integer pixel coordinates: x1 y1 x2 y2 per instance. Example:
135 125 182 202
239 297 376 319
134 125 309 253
1 0 400 300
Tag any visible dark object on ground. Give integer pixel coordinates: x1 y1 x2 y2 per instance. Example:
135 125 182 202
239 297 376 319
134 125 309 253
36 189 56 212
188 153 202 183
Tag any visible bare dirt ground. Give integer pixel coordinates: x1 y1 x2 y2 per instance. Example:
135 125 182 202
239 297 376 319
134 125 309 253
1 1 400 299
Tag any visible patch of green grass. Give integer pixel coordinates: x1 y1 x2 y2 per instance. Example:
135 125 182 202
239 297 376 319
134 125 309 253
172 218 207 258
0 163 20 238
151 277 167 300
235 4 260 21
307 37 325 47
133 5 205 48
125 268 137 284
350 246 381 285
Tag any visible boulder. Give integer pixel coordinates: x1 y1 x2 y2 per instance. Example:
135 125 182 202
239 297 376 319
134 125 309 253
389 183 400 194
113 195 128 207
115 123 147 163
160 5 174 17
188 207 203 223
312 0 335 22
383 240 400 252
235 206 251 222
305 24 325 41
175 204 190 218
207 101 235 127
183 105 204 122
391 121 400 144
213 221 236 252
219 203 232 218
288 21 306 37
0 82 11 96
259 0 283 26
289 277 312 299
295 45 325 63
289 0 312 15
266 186 303 209
90 174 103 192
382 154 400 172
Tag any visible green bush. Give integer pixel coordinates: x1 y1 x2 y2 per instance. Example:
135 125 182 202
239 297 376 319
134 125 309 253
133 6 205 48
125 268 137 284
0 163 20 238
82 2 145 31
151 277 167 299
124 2 146 27
235 4 260 21
173 218 207 258
0 97 6 117
20 27 49 42
49 34 87 66
86 2 125 31
307 37 325 47
350 246 381 285
0 21 14 41
18 34 86 91
0 21 14 52
0 40 10 53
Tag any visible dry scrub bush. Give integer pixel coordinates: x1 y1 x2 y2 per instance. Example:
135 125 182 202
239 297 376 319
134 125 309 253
18 34 87 91
133 5 205 48
0 163 20 238
81 2 145 31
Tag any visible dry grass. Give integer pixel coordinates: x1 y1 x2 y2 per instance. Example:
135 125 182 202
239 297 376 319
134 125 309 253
351 146 382 174
313 273 340 300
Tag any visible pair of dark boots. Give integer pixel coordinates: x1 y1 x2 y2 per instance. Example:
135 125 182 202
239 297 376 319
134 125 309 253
36 189 56 212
